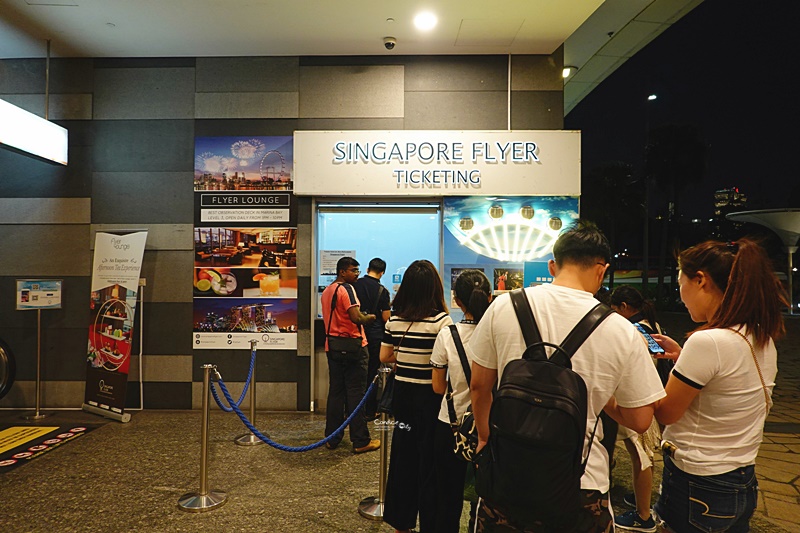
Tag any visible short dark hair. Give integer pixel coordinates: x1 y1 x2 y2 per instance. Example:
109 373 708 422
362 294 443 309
552 220 611 268
336 256 359 274
368 258 386 274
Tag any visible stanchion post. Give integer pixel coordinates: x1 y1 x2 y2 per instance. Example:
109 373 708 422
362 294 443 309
358 366 392 520
178 364 228 512
236 339 266 445
23 309 49 420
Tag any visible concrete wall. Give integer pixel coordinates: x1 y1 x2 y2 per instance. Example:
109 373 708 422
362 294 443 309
0 51 564 411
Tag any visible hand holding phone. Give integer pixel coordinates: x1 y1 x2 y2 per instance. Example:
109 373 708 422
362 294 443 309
633 322 665 355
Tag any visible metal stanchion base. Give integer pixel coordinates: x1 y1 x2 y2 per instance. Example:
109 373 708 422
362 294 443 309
234 432 265 446
178 490 228 512
21 412 52 421
358 496 384 520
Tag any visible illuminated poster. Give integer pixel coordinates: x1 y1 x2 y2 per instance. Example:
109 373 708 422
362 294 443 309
193 136 297 350
442 196 578 321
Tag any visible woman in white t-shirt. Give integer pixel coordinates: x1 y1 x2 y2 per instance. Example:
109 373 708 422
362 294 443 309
652 239 788 533
430 269 492 533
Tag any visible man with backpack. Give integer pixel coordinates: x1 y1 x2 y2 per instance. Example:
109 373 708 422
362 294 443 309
468 221 665 532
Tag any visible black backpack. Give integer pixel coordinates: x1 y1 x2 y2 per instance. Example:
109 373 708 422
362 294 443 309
474 288 612 530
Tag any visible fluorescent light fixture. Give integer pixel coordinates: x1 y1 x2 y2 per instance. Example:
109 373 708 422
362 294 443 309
562 65 578 78
414 11 437 31
0 98 68 165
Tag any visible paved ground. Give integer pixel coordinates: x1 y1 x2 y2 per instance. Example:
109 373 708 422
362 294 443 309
0 312 797 532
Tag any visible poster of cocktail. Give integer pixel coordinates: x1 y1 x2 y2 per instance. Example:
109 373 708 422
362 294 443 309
84 231 147 417
193 136 297 350
442 196 578 321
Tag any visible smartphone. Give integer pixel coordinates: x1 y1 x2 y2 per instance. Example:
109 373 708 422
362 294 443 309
633 322 665 355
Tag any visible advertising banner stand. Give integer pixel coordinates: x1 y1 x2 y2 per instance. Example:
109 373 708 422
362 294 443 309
82 231 148 423
16 279 63 420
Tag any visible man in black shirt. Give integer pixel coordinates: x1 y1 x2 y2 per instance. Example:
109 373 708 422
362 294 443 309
354 257 392 419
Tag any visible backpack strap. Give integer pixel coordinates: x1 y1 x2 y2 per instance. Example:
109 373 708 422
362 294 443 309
325 283 343 338
559 303 614 359
510 289 547 361
445 324 471 427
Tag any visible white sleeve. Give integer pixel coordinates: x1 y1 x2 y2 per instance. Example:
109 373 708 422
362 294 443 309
430 326 452 367
672 331 720 389
614 331 666 408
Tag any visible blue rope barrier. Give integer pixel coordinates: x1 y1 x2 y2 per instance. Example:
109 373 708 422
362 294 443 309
216 374 377 452
210 348 257 412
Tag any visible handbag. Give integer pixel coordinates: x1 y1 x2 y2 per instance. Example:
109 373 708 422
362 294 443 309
377 321 413 416
447 324 478 462
326 283 363 362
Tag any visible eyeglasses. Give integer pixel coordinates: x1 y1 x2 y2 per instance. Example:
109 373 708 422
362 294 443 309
347 268 360 274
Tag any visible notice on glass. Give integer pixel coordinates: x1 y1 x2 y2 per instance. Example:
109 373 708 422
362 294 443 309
16 279 63 310
320 250 356 276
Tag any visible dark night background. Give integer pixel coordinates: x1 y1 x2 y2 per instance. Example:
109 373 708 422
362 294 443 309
566 0 799 260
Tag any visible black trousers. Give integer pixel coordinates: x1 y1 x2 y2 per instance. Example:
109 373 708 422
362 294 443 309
364 333 382 417
383 380 442 532
433 420 469 533
324 348 371 449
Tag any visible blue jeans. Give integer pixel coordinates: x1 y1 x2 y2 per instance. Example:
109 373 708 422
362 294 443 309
655 455 757 533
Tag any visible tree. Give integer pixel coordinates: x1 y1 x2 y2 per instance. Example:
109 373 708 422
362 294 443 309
644 124 707 307
581 161 641 288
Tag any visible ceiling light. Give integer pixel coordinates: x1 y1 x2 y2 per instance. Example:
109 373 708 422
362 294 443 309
0 98 68 165
414 12 437 31
647 94 657 101
562 65 578 78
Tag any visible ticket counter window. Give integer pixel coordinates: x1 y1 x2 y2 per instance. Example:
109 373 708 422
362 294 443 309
316 203 441 307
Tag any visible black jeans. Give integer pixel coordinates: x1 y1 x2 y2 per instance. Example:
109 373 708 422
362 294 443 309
324 348 371 448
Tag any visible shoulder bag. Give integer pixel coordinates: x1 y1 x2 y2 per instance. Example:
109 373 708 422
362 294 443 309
326 283 363 362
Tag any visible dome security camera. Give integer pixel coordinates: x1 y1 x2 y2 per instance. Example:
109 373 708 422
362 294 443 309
383 37 397 50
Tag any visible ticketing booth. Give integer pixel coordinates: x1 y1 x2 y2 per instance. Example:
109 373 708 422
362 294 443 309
293 130 581 408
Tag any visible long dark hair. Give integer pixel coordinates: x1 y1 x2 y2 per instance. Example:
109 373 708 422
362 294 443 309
610 285 658 329
454 269 491 323
391 260 448 321
679 238 788 348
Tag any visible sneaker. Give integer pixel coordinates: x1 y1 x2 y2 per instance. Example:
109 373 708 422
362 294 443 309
623 492 637 508
353 439 381 454
615 509 656 533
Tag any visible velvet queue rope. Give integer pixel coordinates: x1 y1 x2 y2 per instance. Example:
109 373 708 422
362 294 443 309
209 348 257 413
216 372 379 452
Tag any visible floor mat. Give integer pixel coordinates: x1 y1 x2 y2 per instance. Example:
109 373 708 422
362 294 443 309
0 424 99 472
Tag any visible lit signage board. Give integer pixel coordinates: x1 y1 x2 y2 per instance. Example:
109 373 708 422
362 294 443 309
0 98 68 165
293 130 580 196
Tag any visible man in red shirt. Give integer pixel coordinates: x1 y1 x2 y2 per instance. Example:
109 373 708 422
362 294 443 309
321 257 381 453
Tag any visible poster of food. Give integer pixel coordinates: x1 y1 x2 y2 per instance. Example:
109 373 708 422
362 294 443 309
442 196 578 321
193 136 297 350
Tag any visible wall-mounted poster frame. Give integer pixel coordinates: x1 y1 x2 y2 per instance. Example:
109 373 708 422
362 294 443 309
193 136 298 350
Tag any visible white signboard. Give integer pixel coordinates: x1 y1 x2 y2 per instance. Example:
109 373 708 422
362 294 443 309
16 279 63 310
91 231 148 293
294 130 580 196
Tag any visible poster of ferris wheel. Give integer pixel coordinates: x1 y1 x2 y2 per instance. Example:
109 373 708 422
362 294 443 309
194 136 293 191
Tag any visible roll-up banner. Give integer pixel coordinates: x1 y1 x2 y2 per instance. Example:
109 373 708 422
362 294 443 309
83 231 147 419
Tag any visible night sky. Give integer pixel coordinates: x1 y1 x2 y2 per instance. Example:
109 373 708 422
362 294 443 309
566 0 799 219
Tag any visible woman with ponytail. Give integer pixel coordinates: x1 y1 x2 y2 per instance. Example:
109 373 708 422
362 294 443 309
652 239 788 533
430 269 492 533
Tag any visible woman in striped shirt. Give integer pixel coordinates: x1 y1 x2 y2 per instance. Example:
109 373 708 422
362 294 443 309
381 259 453 533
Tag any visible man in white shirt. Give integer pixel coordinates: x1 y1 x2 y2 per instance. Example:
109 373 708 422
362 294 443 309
469 221 665 532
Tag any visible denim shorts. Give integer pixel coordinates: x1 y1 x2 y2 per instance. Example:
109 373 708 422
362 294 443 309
655 455 758 533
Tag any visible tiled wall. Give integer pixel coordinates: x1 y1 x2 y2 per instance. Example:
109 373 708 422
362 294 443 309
0 51 564 411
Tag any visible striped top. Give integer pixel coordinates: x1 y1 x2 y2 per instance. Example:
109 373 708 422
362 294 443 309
382 312 453 384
